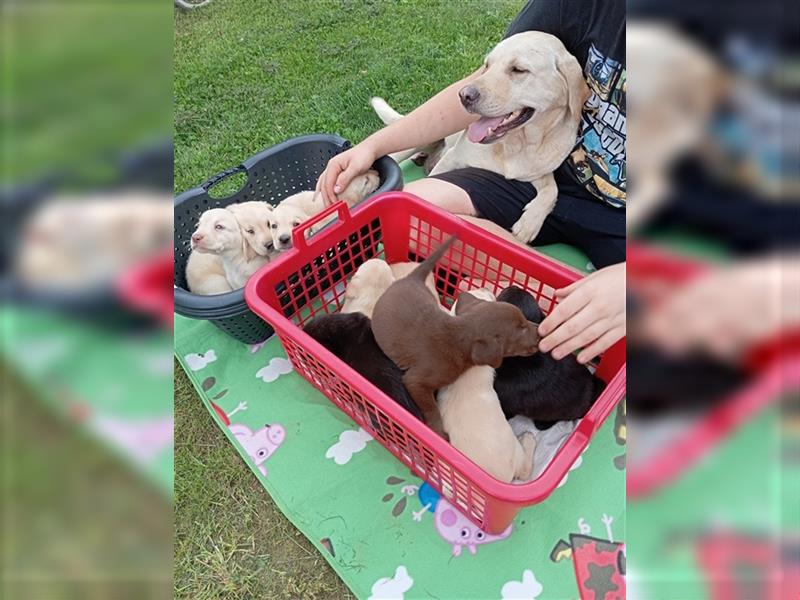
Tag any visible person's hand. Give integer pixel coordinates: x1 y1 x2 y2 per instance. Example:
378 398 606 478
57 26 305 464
641 257 794 360
538 262 626 363
316 141 378 206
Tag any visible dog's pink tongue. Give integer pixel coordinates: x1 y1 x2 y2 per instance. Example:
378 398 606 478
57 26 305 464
467 115 506 143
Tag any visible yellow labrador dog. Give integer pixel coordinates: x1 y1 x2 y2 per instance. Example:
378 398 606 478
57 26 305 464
372 31 589 243
270 170 380 251
626 22 725 232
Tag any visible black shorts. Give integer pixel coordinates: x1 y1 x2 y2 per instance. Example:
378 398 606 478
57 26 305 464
430 167 625 269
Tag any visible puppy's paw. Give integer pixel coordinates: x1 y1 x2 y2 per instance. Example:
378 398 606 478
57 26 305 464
511 212 545 243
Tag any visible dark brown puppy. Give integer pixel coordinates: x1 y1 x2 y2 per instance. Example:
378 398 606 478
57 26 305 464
371 237 540 438
303 312 423 423
494 286 605 428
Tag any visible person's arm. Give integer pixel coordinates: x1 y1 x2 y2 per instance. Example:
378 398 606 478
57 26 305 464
317 69 481 205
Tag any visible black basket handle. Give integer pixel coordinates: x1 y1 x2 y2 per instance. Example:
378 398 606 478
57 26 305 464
201 164 247 191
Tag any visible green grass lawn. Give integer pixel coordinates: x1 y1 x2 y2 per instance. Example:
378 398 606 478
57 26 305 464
174 0 520 597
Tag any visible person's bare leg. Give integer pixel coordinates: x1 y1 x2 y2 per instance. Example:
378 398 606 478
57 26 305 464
403 180 545 288
459 215 529 249
404 178 476 215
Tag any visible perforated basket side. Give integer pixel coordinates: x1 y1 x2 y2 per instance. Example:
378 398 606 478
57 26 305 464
173 134 402 344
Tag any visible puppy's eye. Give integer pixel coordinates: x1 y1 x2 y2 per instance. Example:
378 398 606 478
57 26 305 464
215 224 225 231
510 65 529 75
246 228 255 234
292 221 300 227
271 224 277 229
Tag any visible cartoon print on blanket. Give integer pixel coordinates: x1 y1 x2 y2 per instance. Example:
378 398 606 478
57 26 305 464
414 483 513 556
211 399 285 477
550 514 626 600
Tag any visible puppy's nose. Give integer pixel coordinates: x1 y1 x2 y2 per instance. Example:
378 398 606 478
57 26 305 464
191 233 203 243
278 234 291 245
459 85 480 108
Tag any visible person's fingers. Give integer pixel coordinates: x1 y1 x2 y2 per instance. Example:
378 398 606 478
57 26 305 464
321 160 344 206
550 317 611 360
333 162 361 199
538 287 591 338
539 303 595 354
554 277 583 298
576 326 624 364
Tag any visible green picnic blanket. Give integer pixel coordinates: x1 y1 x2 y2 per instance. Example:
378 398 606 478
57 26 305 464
175 315 626 599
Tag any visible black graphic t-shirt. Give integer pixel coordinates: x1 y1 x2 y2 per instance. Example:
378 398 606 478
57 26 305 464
506 0 626 222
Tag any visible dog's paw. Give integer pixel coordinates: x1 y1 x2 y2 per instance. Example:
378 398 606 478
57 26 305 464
511 213 545 243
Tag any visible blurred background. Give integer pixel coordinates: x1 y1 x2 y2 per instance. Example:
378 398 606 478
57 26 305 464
626 0 799 597
2 1 173 598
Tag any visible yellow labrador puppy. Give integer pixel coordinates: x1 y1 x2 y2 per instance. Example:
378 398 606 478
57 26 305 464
227 201 277 258
373 31 589 244
437 288 536 483
341 259 396 318
187 208 270 291
270 170 380 251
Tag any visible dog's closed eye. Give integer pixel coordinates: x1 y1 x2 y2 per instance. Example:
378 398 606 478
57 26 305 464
509 65 529 75
246 228 255 235
215 223 225 230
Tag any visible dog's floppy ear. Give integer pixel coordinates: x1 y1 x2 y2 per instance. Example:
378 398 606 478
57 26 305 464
470 336 503 368
454 291 483 315
242 233 257 262
554 50 590 122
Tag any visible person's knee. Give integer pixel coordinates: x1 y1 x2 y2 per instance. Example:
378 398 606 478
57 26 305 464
404 178 476 216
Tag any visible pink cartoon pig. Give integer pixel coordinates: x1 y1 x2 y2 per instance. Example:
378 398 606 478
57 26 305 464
229 423 285 477
434 498 512 556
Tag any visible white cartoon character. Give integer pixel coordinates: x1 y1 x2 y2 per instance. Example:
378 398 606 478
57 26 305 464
256 357 293 382
325 427 372 465
229 422 285 476
368 565 414 600
501 569 543 599
184 349 217 371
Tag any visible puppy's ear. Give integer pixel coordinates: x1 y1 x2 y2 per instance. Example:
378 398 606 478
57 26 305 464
242 234 257 262
470 336 503 368
554 50 590 121
454 291 482 315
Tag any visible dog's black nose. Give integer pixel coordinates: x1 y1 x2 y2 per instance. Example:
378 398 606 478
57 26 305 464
459 85 480 108
278 234 291 244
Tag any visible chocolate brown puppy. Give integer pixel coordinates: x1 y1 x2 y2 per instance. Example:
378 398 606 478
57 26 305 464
371 237 540 438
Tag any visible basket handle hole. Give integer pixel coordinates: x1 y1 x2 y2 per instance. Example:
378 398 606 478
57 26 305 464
204 166 248 199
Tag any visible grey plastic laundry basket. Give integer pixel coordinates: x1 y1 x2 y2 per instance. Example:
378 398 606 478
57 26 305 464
173 134 403 344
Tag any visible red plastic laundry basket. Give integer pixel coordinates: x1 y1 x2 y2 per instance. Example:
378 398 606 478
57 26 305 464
627 243 800 498
245 192 626 534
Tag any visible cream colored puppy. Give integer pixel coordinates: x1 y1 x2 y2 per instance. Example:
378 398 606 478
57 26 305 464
437 289 536 483
270 170 380 251
188 208 269 290
373 32 589 244
341 259 396 318
186 252 232 295
227 201 276 258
